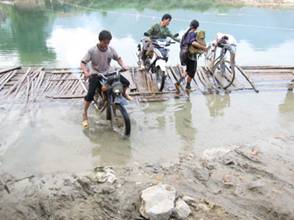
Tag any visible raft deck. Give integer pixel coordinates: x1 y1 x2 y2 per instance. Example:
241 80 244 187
0 66 293 104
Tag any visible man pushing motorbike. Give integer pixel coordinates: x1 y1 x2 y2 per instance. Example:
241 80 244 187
139 13 180 69
80 30 132 128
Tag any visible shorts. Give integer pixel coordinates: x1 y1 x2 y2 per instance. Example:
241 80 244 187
84 74 130 102
179 48 188 65
185 58 197 79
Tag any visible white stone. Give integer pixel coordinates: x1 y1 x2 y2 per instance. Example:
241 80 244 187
140 184 176 220
174 198 191 219
94 167 117 184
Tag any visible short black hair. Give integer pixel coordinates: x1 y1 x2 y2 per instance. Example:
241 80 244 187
190 20 199 29
161 13 172 21
99 30 112 41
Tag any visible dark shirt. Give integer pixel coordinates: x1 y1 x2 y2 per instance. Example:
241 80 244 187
146 23 173 39
180 31 196 50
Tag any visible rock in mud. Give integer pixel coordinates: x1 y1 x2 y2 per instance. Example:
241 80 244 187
140 184 176 220
94 167 117 184
246 179 268 195
173 198 191 219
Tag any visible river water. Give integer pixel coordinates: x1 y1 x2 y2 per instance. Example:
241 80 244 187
0 2 294 177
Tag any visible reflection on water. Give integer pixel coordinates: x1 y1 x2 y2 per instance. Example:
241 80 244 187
206 94 230 118
174 101 197 150
0 2 294 67
279 90 294 129
1 91 294 176
279 90 294 113
0 5 55 66
83 128 132 166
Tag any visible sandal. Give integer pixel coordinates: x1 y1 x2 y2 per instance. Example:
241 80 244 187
82 120 89 128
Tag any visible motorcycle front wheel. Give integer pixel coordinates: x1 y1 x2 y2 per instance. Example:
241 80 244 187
110 103 131 136
156 68 166 92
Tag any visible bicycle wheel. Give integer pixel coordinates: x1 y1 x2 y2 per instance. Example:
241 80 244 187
156 68 166 91
211 60 236 90
205 47 213 66
111 104 131 136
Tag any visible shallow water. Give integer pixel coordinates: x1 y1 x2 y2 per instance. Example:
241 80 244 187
0 90 293 177
1 2 294 177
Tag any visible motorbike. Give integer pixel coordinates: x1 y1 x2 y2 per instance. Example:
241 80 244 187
93 69 131 136
137 33 178 91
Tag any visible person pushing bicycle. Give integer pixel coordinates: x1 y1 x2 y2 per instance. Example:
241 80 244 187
212 32 237 66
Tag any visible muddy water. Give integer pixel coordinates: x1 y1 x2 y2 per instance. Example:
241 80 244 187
0 90 293 177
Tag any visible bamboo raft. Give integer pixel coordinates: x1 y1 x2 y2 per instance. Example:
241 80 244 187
0 65 293 104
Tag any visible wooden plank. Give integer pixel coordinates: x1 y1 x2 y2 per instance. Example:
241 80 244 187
130 91 176 96
138 96 169 102
133 69 149 93
166 67 177 85
49 78 81 81
0 66 21 75
241 66 294 70
0 72 12 87
145 72 159 93
121 68 137 91
46 95 84 99
6 67 31 96
0 70 17 91
48 70 82 74
73 81 82 95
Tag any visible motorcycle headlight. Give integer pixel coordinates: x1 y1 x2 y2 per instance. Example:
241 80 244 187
112 82 123 94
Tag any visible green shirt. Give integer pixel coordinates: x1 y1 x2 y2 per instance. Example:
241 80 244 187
146 23 173 39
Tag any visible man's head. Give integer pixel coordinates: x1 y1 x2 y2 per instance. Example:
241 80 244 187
98 30 112 50
160 13 172 27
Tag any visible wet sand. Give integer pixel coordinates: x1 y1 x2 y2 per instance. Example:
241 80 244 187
1 136 294 219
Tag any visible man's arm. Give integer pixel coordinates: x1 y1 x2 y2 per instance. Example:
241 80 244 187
117 58 129 70
191 41 207 51
80 61 90 79
111 47 128 70
80 49 92 79
166 28 180 42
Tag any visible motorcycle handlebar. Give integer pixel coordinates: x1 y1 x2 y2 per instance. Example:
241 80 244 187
98 68 128 82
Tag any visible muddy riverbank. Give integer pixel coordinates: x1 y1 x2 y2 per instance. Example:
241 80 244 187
1 135 293 219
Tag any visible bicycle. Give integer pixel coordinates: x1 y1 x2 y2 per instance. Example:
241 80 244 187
205 42 236 90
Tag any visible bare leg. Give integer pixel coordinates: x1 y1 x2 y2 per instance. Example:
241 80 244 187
123 87 133 101
83 100 91 121
187 75 192 84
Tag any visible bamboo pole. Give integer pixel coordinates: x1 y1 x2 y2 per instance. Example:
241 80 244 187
59 80 75 95
25 76 31 104
0 72 10 84
6 68 31 96
69 80 80 95
0 66 21 75
0 71 17 90
236 65 259 93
